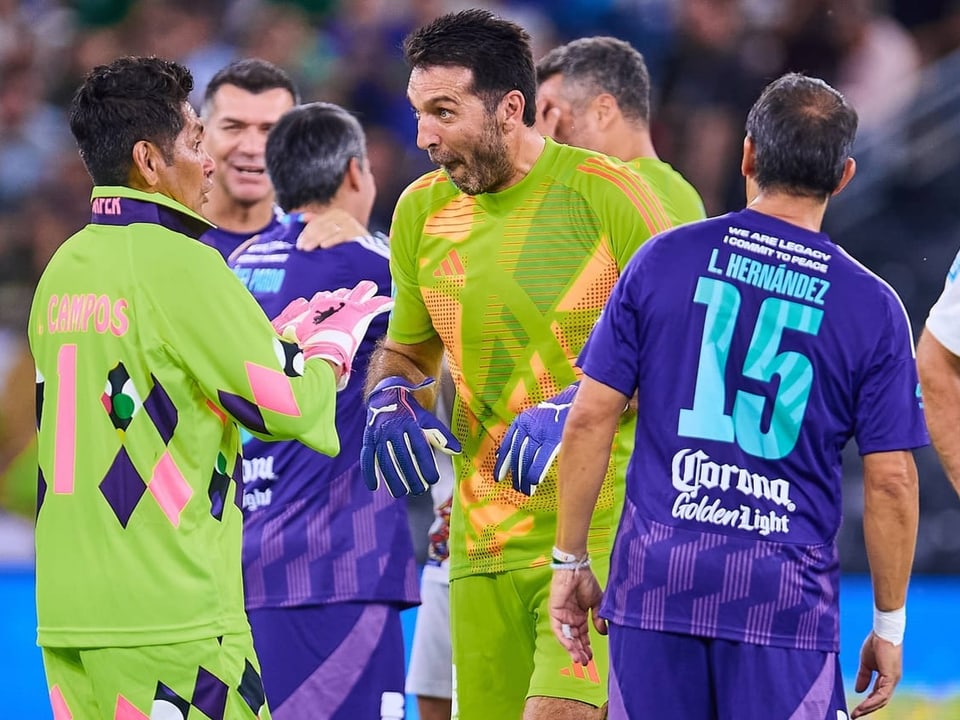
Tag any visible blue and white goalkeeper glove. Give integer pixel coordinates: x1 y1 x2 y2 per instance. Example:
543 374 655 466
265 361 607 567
494 382 579 496
361 376 462 498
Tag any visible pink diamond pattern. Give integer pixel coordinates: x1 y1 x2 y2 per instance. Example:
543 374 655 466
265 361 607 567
245 361 301 417
149 451 193 527
50 685 73 720
114 695 150 720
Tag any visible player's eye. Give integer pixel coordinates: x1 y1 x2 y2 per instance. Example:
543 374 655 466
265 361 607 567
438 108 453 120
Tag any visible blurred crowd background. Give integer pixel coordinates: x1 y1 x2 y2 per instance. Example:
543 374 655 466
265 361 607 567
2 0 960 572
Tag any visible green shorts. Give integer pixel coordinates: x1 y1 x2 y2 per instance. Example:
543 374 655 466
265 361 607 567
450 563 608 720
42 632 270 719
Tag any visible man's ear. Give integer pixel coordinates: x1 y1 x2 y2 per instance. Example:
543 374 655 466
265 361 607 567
130 140 163 189
741 135 755 179
593 93 618 130
500 89 527 131
345 156 363 191
831 157 856 196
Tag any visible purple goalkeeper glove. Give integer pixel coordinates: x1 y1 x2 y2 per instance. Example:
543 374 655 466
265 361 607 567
361 376 462 498
272 280 392 390
494 382 579 496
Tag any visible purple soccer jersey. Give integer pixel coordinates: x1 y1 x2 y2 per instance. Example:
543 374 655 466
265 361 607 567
202 207 285 262
230 216 418 609
581 208 928 652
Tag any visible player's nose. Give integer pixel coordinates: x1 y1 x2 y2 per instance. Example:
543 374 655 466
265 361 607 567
416 116 440 151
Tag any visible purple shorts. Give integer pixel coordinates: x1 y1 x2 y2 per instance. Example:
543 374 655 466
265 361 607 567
608 623 847 720
248 603 405 720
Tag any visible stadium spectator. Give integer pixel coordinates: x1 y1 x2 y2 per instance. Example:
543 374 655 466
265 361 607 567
549 73 925 720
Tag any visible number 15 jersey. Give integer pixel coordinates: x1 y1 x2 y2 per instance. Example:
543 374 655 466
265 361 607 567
581 208 928 652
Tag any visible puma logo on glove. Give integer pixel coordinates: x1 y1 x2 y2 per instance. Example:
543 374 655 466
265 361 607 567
360 376 461 497
494 382 579 496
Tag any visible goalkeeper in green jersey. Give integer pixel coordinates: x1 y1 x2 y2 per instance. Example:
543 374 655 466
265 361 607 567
360 12 705 720
30 56 391 719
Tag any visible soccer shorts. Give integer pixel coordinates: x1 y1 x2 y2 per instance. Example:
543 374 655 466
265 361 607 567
405 566 452 699
42 632 269 719
450 564 608 720
248 602 405 720
608 624 848 720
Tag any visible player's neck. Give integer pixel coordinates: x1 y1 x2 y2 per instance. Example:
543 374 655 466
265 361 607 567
613 127 659 163
495 129 545 191
746 192 827 234
204 192 275 234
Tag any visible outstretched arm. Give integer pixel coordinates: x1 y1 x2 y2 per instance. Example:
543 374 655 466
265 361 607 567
917 328 960 492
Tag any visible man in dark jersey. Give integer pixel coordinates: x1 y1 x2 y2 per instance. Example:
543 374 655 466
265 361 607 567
229 101 417 720
551 73 927 720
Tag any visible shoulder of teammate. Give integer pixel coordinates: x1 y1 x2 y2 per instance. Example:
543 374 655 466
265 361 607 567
836 244 913 327
349 231 391 261
229 219 299 269
557 145 680 262
627 156 707 225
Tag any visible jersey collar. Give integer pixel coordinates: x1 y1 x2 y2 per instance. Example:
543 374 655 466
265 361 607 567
89 186 214 240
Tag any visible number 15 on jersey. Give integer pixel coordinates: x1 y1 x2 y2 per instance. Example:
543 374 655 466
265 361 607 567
678 276 824 460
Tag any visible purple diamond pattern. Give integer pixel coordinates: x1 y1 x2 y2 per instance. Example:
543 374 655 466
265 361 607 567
238 659 266 716
217 390 267 434
144 375 178 445
99 446 147 527
232 452 243 510
35 376 43 429
36 467 47 516
192 666 228 720
154 681 190 718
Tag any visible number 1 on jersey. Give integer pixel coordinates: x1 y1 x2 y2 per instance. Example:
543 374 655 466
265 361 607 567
678 276 823 459
54 343 78 494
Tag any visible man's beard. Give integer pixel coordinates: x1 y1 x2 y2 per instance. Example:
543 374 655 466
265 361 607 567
432 121 514 196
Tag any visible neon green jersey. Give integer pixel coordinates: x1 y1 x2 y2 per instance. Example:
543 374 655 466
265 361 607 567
388 139 705 578
28 187 341 647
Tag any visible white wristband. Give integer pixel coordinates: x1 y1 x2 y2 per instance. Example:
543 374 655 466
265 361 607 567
873 605 906 646
551 546 590 571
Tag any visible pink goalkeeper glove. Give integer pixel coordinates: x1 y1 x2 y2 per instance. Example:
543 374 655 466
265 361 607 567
272 297 310 340
273 281 393 390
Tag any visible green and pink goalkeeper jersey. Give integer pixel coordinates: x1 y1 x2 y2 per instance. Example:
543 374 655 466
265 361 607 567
388 139 705 579
28 186 341 648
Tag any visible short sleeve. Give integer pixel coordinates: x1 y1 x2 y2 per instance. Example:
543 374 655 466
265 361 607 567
925 247 960 355
386 196 437 344
855 289 929 454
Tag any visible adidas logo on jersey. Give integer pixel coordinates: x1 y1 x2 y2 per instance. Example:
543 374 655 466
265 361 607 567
559 658 600 684
433 249 465 278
